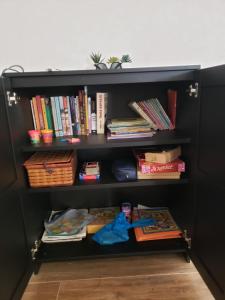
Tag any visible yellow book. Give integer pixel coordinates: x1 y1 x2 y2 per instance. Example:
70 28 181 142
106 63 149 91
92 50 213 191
137 169 180 179
84 86 89 135
32 97 40 130
87 207 120 234
41 97 48 129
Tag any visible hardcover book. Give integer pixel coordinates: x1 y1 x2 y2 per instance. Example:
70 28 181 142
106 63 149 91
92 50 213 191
87 207 120 234
133 208 182 242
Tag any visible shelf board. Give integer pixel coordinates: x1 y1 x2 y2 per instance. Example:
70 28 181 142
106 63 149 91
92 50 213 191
22 131 191 152
36 232 188 263
27 177 188 193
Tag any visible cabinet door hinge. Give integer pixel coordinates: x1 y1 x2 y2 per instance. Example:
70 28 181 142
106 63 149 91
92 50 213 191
7 91 20 106
187 82 199 98
183 229 192 249
31 240 41 261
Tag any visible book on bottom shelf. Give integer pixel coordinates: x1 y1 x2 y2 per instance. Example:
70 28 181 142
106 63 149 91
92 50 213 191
87 207 120 234
133 207 182 242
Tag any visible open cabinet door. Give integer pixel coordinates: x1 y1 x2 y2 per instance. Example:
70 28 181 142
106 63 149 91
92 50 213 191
0 79 30 300
191 65 225 300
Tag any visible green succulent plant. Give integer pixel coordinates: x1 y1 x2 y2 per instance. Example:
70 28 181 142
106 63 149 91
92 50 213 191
90 52 104 64
121 54 132 63
107 56 120 64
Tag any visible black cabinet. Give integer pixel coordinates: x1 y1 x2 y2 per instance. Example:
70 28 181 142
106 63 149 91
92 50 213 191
1 65 224 300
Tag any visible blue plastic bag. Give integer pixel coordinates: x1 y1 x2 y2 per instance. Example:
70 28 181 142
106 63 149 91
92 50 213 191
92 212 155 245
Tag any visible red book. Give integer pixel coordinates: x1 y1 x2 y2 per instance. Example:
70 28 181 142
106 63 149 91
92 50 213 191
167 90 177 129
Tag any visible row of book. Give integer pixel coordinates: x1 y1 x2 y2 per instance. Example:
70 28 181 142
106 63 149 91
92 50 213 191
30 89 108 137
129 90 177 130
42 206 182 243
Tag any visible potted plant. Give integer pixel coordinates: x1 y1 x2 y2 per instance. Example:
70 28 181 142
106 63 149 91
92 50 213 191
90 52 107 70
108 54 132 69
107 56 121 69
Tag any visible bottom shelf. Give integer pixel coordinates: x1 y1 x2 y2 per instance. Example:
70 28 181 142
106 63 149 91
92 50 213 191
36 231 188 262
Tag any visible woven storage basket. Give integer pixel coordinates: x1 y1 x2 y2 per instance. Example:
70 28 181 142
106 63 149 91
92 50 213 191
24 151 76 188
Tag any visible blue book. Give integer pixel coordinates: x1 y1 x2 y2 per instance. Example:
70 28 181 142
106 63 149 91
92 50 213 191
55 96 63 136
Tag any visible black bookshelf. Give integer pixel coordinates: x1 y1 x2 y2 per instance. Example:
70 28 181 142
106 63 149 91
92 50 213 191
22 131 191 152
36 232 188 262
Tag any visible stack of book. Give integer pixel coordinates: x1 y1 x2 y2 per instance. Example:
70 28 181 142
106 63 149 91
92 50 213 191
30 89 108 137
106 118 155 140
79 161 100 181
135 146 185 179
41 210 87 243
129 98 174 130
133 207 182 242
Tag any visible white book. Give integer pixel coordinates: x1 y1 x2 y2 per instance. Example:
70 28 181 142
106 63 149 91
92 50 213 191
96 92 108 134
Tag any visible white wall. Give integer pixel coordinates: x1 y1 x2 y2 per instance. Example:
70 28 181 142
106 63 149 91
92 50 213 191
0 0 225 72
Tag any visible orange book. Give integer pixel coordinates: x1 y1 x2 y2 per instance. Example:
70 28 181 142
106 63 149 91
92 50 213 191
35 95 45 129
31 97 40 130
133 208 182 242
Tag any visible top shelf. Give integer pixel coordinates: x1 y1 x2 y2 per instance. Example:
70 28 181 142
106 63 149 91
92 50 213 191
3 65 200 88
21 131 191 152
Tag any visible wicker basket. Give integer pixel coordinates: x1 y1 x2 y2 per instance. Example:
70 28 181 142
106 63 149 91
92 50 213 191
24 151 76 188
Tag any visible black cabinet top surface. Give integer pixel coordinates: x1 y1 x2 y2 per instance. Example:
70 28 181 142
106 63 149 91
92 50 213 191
3 65 200 88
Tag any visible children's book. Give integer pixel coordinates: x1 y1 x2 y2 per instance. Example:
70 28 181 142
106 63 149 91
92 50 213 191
133 207 182 242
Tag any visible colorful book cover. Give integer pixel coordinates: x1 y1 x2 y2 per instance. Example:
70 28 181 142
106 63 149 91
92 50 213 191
87 207 120 234
91 98 97 134
96 92 107 134
133 208 182 242
78 90 85 135
129 101 157 130
69 96 77 136
30 99 37 129
55 96 63 136
84 86 89 135
35 95 45 129
145 100 164 130
45 98 53 130
152 98 173 130
41 97 49 129
75 96 81 135
31 97 40 130
88 96 92 134
66 96 73 136
59 96 66 135
50 97 59 137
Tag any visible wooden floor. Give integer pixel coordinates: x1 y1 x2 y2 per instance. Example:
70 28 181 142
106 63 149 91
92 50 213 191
22 254 214 300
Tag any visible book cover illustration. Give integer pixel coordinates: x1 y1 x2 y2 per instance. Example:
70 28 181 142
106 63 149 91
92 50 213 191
133 208 182 241
88 207 120 234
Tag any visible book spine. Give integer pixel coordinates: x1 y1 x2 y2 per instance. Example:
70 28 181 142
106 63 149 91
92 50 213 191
152 98 172 129
55 96 63 136
45 98 53 130
145 100 164 130
88 96 92 134
32 97 40 130
167 90 177 129
75 96 81 135
96 93 105 134
41 97 49 129
69 96 77 136
30 99 37 129
84 86 89 135
78 90 85 135
132 101 157 130
35 95 45 129
66 96 73 135
59 96 66 135
50 97 59 137
91 98 97 134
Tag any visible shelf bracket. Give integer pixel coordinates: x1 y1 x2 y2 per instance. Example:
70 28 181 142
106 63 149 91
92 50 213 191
31 240 41 261
183 229 192 249
187 82 198 98
7 91 20 106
